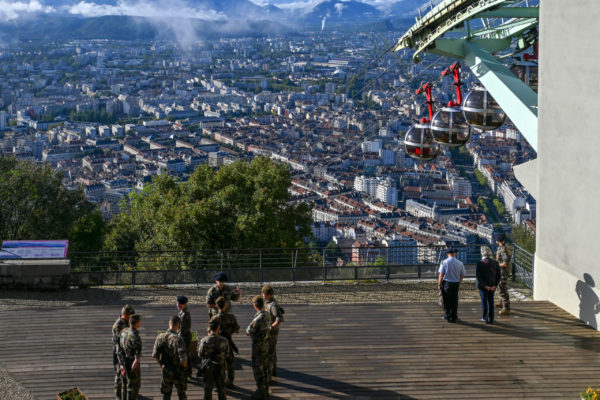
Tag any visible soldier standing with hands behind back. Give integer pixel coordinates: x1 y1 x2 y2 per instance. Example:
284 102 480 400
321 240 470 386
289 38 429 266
176 295 192 377
496 233 512 316
120 313 143 400
112 304 135 400
199 316 229 400
152 315 188 400
246 295 271 400
206 272 241 319
262 285 284 382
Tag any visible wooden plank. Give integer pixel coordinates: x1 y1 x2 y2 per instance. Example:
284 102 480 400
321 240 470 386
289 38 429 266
0 301 598 399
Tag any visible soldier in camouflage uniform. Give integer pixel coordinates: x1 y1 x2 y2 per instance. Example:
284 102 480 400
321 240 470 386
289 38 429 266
215 296 240 387
176 295 193 378
246 295 271 400
152 315 188 400
112 304 135 400
199 316 229 400
120 314 143 400
261 285 284 382
206 272 241 319
496 233 512 315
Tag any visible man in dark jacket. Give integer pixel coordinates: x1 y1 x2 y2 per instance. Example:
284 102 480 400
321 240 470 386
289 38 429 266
476 246 501 324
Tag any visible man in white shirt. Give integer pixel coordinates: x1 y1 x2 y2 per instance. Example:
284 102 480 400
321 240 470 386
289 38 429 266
438 248 466 323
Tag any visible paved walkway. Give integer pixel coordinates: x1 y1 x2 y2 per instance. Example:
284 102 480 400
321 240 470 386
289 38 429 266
0 300 598 399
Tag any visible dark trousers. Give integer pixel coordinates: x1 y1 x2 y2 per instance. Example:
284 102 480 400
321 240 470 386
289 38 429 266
442 281 460 322
479 289 495 322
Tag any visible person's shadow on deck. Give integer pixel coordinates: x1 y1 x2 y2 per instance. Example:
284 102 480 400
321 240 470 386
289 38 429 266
272 366 414 400
235 358 413 399
576 273 600 328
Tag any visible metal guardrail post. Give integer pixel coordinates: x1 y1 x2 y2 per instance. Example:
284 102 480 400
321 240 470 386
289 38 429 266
385 248 390 283
511 244 516 281
259 250 263 284
291 250 295 284
418 264 422 281
322 249 326 284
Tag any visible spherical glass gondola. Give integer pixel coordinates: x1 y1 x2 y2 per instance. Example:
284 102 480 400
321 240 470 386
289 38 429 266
404 123 441 161
430 107 471 148
462 87 507 130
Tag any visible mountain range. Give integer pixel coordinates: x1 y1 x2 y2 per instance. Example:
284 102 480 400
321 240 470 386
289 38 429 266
0 0 425 41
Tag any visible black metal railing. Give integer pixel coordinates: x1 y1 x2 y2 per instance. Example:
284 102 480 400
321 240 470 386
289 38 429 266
512 244 534 289
67 244 505 287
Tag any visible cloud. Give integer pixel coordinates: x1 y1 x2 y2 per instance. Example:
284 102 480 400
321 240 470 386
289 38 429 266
68 0 227 21
334 3 345 15
0 0 55 21
67 0 229 49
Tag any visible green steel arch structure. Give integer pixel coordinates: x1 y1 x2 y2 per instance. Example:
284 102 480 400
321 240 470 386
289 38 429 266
394 0 539 151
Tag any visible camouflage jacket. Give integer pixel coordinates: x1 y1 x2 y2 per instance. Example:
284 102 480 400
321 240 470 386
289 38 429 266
178 308 191 336
246 310 271 344
152 329 187 368
265 299 284 334
112 317 129 349
199 333 229 366
120 327 142 361
217 311 240 338
206 284 240 315
496 244 512 269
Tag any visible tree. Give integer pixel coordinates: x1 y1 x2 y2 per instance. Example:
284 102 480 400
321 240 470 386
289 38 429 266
492 197 506 215
373 255 387 266
104 157 313 252
0 157 105 251
510 224 536 253
474 169 488 186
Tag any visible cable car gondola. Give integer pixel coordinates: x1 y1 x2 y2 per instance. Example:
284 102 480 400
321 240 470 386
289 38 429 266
430 63 470 147
404 82 441 161
462 86 507 130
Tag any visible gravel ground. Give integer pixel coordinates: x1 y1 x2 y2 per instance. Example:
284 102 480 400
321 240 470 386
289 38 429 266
0 366 36 400
0 280 530 399
0 279 531 310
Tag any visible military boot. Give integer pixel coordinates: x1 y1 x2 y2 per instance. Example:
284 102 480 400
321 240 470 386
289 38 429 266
499 308 511 316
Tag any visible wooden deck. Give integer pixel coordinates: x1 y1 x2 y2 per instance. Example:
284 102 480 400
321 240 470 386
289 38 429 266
1 301 599 399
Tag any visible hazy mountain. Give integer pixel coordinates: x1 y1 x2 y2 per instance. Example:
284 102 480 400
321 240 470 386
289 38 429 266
0 0 430 41
0 14 294 42
304 0 382 23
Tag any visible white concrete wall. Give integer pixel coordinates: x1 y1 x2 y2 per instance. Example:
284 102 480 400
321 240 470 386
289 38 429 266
535 0 600 329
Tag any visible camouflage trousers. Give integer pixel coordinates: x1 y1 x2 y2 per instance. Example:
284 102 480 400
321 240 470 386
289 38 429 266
225 347 235 384
181 332 192 377
203 364 226 400
498 267 511 309
266 330 279 381
113 361 124 400
252 342 269 398
161 367 187 400
123 363 141 400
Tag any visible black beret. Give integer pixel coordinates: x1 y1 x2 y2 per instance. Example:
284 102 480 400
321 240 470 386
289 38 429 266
497 233 507 242
177 295 188 304
214 272 227 282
